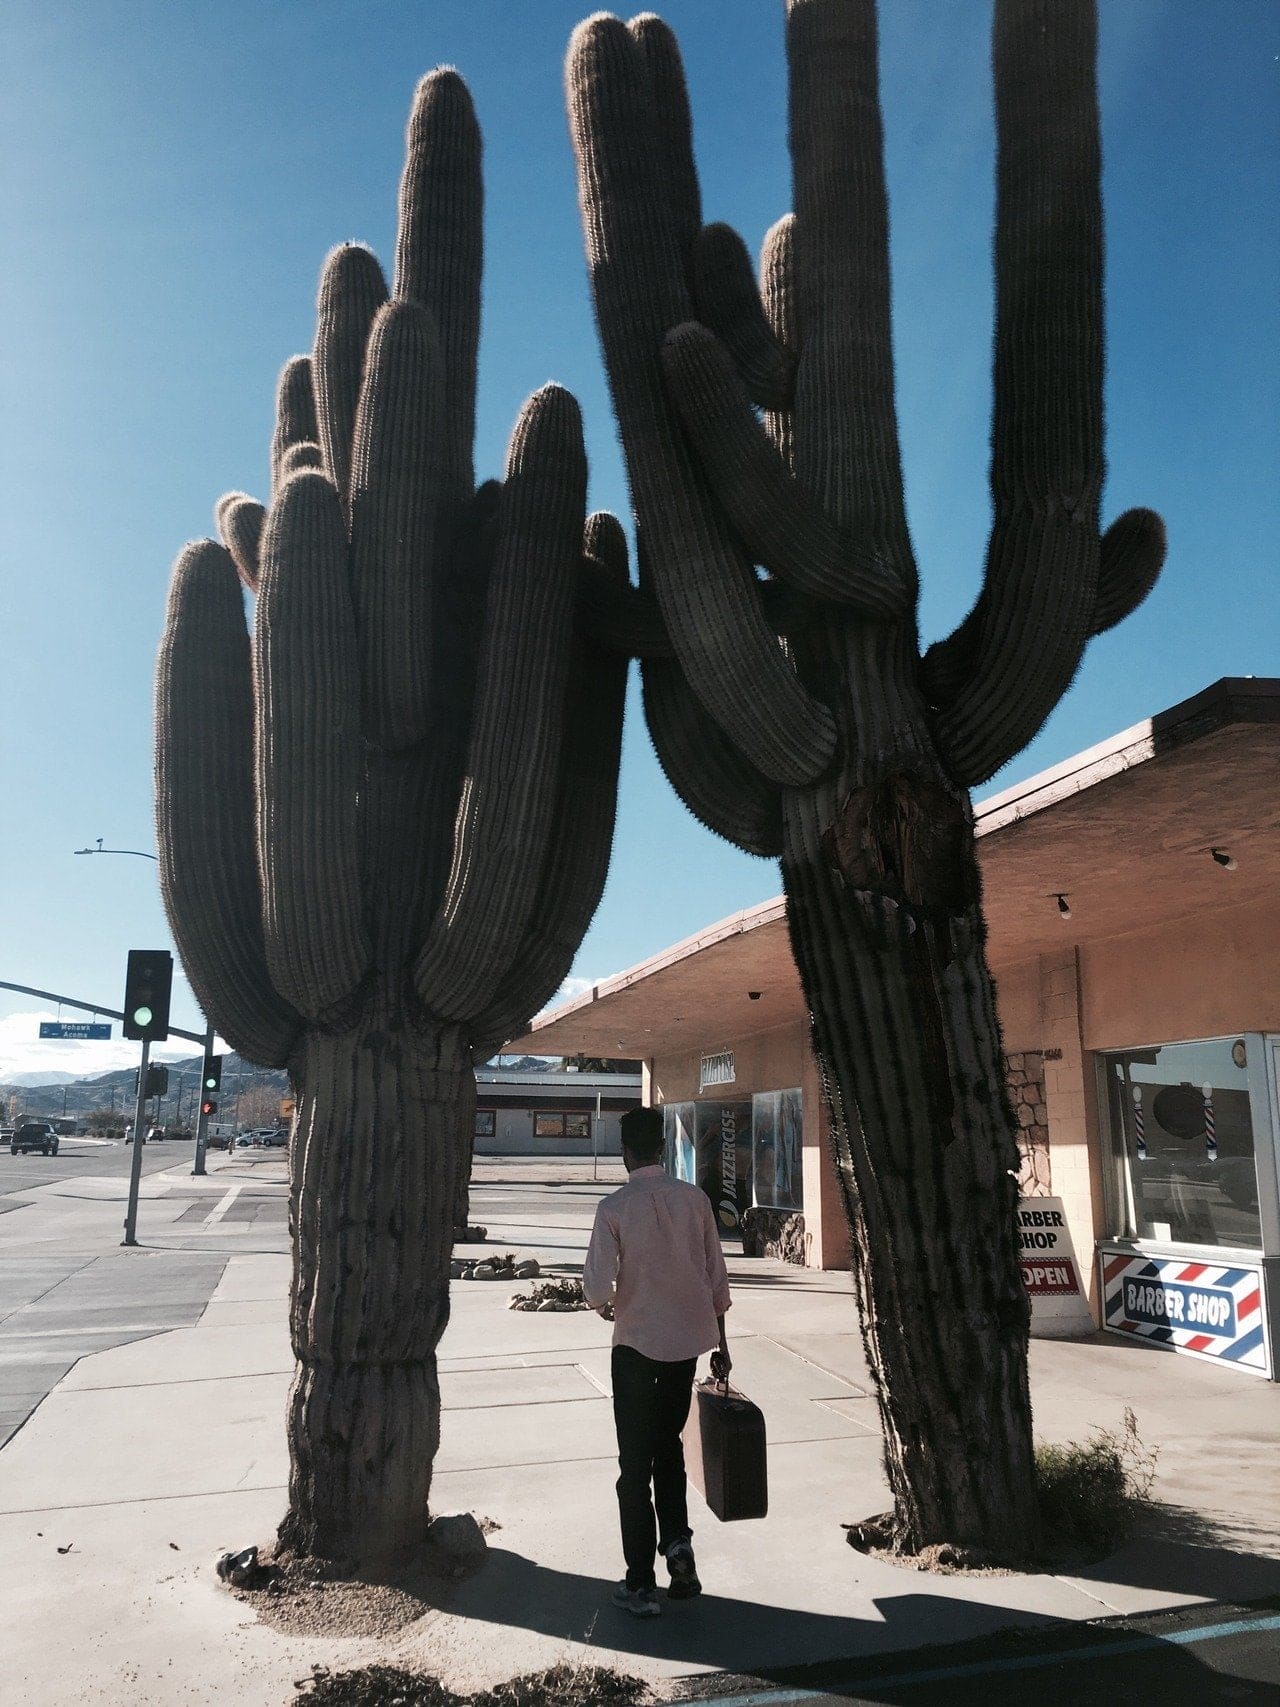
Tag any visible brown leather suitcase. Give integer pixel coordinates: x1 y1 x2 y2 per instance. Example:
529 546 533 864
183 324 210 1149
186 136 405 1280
683 1378 768 1521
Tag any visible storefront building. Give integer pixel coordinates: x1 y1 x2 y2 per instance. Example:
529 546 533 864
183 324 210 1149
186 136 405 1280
472 1065 640 1157
509 679 1280 1379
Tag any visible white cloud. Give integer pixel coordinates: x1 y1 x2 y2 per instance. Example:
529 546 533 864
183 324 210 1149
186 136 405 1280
0 1010 214 1084
553 975 597 1004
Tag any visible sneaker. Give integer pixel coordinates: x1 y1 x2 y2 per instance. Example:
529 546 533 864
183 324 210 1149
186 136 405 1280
664 1538 702 1599
612 1581 661 1617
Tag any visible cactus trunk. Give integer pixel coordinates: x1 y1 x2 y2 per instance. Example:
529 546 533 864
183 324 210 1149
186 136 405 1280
778 625 1038 1557
277 998 473 1563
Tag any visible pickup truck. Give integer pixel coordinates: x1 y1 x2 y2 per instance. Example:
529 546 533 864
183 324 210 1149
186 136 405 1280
11 1121 59 1156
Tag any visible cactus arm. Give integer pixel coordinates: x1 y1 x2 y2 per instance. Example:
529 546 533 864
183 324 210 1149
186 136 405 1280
786 1 912 553
578 511 672 658
255 471 372 1022
632 525 783 856
348 301 445 748
567 14 836 786
628 12 701 256
313 244 390 514
155 540 302 1066
1091 507 1166 633
643 656 784 857
922 508 1167 712
214 492 265 592
415 385 585 1023
760 213 800 468
393 68 482 523
279 442 323 480
691 223 795 410
470 528 631 1047
661 321 909 619
930 0 1106 787
271 355 319 500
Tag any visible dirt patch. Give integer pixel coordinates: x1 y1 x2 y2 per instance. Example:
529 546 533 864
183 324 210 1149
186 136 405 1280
225 1517 500 1639
294 1661 649 1706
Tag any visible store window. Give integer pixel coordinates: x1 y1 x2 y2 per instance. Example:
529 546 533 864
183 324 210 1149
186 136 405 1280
752 1089 803 1212
565 1113 591 1139
1103 1037 1261 1252
534 1113 564 1138
474 1109 496 1138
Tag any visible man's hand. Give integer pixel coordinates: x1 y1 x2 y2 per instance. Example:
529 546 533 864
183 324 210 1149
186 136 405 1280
710 1347 732 1384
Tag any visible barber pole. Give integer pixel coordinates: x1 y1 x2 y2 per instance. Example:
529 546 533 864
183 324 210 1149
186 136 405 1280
1131 1083 1147 1162
1203 1083 1217 1163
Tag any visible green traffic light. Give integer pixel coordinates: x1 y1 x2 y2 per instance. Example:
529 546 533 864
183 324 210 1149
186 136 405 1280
133 1005 153 1027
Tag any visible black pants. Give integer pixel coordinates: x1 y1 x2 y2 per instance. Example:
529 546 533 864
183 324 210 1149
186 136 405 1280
611 1344 697 1590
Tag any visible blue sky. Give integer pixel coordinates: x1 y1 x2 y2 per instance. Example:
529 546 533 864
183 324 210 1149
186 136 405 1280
2 1 1277 1078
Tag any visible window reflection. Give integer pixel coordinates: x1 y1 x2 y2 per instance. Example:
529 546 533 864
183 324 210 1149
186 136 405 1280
1104 1038 1260 1251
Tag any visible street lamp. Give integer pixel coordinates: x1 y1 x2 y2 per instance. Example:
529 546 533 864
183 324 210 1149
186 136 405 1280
74 838 158 861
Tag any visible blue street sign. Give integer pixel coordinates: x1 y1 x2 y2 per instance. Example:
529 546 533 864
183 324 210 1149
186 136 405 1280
39 1021 112 1040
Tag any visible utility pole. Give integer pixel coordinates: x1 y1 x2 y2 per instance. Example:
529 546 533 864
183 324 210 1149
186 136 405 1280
193 1022 214 1176
123 1036 150 1247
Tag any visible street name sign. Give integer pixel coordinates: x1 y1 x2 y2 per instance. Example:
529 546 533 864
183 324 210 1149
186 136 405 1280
39 1021 111 1040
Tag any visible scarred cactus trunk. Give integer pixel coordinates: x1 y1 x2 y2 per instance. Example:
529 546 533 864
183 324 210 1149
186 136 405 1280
778 627 1037 1552
279 999 472 1562
565 1 1165 1558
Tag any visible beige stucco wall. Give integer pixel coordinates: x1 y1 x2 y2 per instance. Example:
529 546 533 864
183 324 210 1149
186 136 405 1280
1079 895 1280 1049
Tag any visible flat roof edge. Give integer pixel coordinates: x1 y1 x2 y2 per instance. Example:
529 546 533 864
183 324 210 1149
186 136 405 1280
976 676 1278 834
524 894 788 1035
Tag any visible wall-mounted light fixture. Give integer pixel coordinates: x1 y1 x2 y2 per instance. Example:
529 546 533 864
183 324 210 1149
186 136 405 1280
1210 847 1237 871
1054 893 1072 920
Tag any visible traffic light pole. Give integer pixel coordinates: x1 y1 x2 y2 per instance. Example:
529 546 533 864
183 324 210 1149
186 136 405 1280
192 1021 214 1176
122 1036 150 1247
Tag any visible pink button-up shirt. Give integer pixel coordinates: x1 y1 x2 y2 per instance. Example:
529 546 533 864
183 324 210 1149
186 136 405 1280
583 1166 732 1363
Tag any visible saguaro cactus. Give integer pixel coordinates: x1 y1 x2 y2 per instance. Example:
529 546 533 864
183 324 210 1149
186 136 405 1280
156 71 628 1564
567 1 1164 1558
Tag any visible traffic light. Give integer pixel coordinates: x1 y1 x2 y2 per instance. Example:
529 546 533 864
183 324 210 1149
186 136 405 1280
122 950 173 1042
203 1053 223 1094
201 1099 218 1118
145 1064 169 1097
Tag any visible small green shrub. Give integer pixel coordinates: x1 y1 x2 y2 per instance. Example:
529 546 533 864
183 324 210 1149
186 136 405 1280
1035 1406 1158 1555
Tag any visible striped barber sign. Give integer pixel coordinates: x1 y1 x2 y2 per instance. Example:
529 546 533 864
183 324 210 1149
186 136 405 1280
1099 1249 1271 1377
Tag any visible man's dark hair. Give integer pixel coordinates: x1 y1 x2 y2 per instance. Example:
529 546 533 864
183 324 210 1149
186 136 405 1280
620 1105 664 1161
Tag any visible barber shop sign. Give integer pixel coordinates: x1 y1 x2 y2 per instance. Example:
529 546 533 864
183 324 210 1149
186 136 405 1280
1100 1249 1272 1377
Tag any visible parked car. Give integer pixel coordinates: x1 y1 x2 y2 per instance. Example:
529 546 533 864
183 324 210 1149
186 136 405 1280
11 1121 59 1157
203 1130 233 1151
239 1127 288 1148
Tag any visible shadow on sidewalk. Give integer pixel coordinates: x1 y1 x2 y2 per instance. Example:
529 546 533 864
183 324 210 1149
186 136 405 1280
431 1547 1261 1698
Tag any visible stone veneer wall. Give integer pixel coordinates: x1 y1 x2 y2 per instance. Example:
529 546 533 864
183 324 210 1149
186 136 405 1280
1006 1049 1050 1196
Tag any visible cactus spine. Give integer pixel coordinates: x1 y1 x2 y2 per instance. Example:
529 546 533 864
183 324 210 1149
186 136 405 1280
567 1 1164 1558
156 70 627 1565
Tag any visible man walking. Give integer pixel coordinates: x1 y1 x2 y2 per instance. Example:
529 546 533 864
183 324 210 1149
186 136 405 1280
584 1105 732 1616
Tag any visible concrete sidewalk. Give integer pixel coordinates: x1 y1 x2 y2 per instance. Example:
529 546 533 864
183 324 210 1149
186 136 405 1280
0 1166 1277 1706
